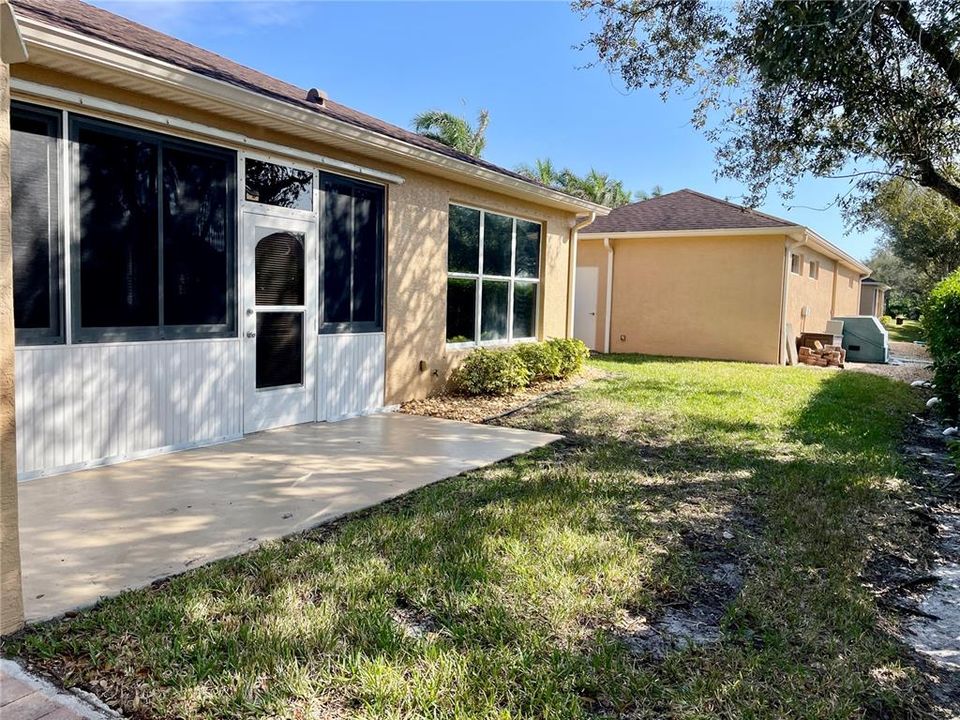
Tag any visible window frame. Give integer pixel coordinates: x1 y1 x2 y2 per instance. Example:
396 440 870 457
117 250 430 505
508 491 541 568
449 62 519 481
318 172 386 335
242 155 317 218
808 260 819 280
790 253 802 275
69 113 238 344
446 203 541 348
11 101 65 346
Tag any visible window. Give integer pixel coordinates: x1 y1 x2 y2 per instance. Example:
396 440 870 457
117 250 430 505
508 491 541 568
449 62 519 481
319 173 384 333
790 253 802 274
72 115 236 342
446 205 541 345
244 158 314 211
808 260 819 279
11 102 62 345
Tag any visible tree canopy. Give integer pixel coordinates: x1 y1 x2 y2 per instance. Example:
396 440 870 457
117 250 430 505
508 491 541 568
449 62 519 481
577 0 960 210
515 158 659 207
412 109 490 157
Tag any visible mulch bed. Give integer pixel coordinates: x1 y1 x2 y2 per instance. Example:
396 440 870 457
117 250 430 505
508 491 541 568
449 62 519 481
399 369 602 424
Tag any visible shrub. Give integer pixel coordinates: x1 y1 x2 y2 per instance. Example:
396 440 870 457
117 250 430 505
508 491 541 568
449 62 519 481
456 347 531 396
923 268 960 418
546 337 591 379
514 342 563 381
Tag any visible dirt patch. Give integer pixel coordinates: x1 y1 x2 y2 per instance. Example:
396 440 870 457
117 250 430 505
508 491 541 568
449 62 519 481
890 341 931 362
868 406 960 715
399 368 603 424
610 523 748 660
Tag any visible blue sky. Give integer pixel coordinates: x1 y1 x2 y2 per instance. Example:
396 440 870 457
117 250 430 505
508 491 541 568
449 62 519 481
97 0 880 259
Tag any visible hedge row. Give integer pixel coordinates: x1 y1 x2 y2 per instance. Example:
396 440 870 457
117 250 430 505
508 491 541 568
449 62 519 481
923 268 960 418
455 338 590 396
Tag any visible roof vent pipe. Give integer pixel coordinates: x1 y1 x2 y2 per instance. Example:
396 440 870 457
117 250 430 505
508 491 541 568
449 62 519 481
306 87 327 105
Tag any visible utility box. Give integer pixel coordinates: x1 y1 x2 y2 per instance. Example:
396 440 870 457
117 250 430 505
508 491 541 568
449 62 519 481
833 315 889 363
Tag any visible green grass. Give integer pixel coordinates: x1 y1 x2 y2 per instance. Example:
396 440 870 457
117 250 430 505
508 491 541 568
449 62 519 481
3 357 928 719
883 318 925 343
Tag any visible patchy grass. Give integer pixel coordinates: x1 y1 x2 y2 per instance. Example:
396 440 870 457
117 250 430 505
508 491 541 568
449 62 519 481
3 356 929 719
884 318 925 343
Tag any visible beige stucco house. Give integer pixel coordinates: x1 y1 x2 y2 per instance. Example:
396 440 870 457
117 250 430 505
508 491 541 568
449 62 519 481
0 0 607 632
574 190 869 364
859 277 890 317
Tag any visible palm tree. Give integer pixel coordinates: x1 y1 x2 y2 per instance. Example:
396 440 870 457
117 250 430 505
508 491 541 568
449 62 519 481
566 169 632 208
412 109 490 157
634 185 664 201
516 158 562 187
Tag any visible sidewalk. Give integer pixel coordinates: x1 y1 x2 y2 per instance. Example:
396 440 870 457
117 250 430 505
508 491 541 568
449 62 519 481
0 658 116 719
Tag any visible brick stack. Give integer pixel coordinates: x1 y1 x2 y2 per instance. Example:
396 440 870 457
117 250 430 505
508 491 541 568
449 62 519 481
798 341 846 368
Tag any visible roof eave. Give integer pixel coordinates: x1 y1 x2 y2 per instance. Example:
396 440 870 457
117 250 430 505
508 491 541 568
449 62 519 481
579 226 800 240
16 13 609 216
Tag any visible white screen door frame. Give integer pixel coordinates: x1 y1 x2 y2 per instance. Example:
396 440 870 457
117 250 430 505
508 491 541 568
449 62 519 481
241 211 318 433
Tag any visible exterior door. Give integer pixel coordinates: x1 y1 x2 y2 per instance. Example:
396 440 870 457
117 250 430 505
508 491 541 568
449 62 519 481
574 266 599 350
242 212 317 433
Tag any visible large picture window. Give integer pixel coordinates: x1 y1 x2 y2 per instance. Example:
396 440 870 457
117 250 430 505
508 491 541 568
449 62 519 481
446 205 541 345
11 102 62 345
71 116 236 342
319 173 384 333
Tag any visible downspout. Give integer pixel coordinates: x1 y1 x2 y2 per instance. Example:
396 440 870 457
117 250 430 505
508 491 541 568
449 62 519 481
780 236 804 365
603 237 614 353
566 212 596 338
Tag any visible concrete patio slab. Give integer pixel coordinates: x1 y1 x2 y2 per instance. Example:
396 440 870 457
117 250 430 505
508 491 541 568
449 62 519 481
18 413 560 622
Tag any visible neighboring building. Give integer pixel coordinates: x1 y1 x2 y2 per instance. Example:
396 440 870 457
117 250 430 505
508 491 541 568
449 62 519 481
859 277 890 317
2 0 607 482
574 189 869 364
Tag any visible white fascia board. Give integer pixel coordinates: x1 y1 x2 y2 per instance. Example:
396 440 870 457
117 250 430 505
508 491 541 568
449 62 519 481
17 15 609 216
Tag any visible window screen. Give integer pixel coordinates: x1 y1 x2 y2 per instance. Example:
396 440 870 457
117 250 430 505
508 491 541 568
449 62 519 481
256 312 303 388
11 102 62 345
446 205 541 345
71 115 236 342
245 158 313 211
319 173 385 333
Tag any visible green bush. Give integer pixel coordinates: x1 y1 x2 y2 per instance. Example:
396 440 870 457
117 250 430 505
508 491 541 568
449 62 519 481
456 347 531 396
514 342 563 381
923 268 960 418
546 337 591 379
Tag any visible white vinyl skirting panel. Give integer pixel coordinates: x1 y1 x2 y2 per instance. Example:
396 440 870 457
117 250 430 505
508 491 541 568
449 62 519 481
316 332 386 421
14 339 243 479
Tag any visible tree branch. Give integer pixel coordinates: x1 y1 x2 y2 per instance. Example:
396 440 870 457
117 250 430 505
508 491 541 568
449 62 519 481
914 157 960 207
885 1 960 96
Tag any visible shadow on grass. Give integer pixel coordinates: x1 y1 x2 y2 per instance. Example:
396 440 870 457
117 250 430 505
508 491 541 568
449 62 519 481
3 359 928 719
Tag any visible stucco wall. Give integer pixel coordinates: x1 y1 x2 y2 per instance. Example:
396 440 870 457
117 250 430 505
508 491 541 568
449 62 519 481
594 234 785 364
10 66 577 405
784 246 862 347
834 263 861 316
1 56 24 634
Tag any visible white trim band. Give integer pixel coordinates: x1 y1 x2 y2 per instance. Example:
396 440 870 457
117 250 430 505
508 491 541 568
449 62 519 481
12 78 406 186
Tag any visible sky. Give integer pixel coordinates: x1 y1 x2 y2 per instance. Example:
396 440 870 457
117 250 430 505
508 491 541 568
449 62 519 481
95 0 881 260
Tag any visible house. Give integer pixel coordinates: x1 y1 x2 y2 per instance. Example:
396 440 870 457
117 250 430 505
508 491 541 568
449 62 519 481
574 189 870 364
0 0 606 632
859 277 890 317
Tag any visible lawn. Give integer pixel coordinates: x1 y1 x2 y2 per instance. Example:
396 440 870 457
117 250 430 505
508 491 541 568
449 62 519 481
3 357 929 719
883 317 925 343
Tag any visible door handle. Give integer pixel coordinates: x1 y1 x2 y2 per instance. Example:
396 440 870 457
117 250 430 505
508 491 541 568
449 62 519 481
246 331 256 339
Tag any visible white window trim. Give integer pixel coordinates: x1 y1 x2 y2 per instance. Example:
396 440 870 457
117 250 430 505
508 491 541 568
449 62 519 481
808 260 819 280
790 253 802 275
446 205 541 348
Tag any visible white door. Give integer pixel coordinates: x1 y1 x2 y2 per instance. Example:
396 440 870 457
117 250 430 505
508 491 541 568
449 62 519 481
574 266 599 350
242 212 317 433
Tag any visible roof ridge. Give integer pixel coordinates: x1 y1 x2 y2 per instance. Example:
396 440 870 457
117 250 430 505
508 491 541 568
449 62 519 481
677 188 794 226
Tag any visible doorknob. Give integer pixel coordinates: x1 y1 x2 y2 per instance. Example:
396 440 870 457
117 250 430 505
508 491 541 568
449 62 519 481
246 331 256 339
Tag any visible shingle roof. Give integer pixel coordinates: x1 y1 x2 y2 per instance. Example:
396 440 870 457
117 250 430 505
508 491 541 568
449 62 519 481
12 0 582 203
581 189 796 235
